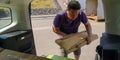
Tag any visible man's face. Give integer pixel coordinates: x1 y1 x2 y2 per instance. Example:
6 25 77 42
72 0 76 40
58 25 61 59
67 9 80 20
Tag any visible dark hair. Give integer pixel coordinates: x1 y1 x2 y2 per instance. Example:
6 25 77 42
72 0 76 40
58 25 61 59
67 0 81 10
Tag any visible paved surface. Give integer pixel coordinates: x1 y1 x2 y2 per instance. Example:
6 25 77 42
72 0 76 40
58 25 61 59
31 16 105 60
31 0 105 60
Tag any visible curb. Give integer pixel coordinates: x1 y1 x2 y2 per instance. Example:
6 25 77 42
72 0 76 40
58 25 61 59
31 14 56 18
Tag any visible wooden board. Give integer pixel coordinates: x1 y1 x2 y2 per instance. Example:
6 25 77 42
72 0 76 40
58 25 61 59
55 31 98 54
87 16 105 21
0 48 51 60
0 48 4 52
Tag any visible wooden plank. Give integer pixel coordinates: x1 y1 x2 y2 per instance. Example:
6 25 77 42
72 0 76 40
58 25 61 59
55 31 98 54
87 16 97 20
87 16 105 21
0 47 4 53
0 49 51 60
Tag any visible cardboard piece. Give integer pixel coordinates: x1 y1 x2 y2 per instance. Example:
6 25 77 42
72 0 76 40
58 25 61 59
55 31 98 54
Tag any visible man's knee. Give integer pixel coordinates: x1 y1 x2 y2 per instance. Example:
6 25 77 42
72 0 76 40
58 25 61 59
74 48 81 55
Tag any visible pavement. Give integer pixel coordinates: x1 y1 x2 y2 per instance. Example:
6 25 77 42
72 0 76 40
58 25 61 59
31 16 105 60
31 0 105 60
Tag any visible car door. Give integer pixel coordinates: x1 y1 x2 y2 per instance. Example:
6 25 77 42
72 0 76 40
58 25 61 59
0 0 36 55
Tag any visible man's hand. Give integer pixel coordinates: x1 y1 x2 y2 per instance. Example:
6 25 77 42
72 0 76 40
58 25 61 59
52 26 67 37
86 36 92 45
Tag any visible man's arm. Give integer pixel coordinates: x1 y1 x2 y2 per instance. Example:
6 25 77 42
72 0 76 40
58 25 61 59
53 13 66 37
84 21 92 44
52 25 66 37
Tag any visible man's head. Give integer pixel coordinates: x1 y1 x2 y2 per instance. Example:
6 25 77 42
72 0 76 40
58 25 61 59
67 0 81 20
67 0 81 10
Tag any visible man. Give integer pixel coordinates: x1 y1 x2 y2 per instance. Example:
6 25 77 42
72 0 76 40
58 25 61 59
52 0 92 60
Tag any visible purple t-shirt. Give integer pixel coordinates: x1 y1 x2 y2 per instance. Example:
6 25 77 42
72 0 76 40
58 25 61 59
53 10 88 34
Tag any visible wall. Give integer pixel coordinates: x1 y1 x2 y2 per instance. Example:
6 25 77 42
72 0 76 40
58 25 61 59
78 0 86 12
86 0 98 16
97 0 104 19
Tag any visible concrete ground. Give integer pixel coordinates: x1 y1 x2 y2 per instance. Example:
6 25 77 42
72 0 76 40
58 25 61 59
31 16 105 60
31 0 105 60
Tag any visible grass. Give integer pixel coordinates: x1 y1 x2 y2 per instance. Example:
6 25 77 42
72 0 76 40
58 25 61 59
31 0 55 9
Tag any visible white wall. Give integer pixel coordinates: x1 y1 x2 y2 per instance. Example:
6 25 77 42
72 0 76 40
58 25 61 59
78 0 86 12
86 0 98 16
97 0 104 19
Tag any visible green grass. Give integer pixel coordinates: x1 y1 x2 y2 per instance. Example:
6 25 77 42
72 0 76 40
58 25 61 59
31 0 55 9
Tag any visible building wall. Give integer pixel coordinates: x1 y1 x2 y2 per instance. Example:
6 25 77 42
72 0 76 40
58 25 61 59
86 0 98 16
97 0 104 19
78 0 86 12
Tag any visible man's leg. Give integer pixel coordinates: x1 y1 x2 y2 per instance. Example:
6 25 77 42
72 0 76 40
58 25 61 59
60 48 68 57
74 55 80 60
64 50 68 57
74 51 80 60
73 48 81 60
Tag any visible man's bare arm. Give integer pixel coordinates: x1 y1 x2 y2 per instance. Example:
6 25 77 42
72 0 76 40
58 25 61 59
52 25 66 37
84 21 92 44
